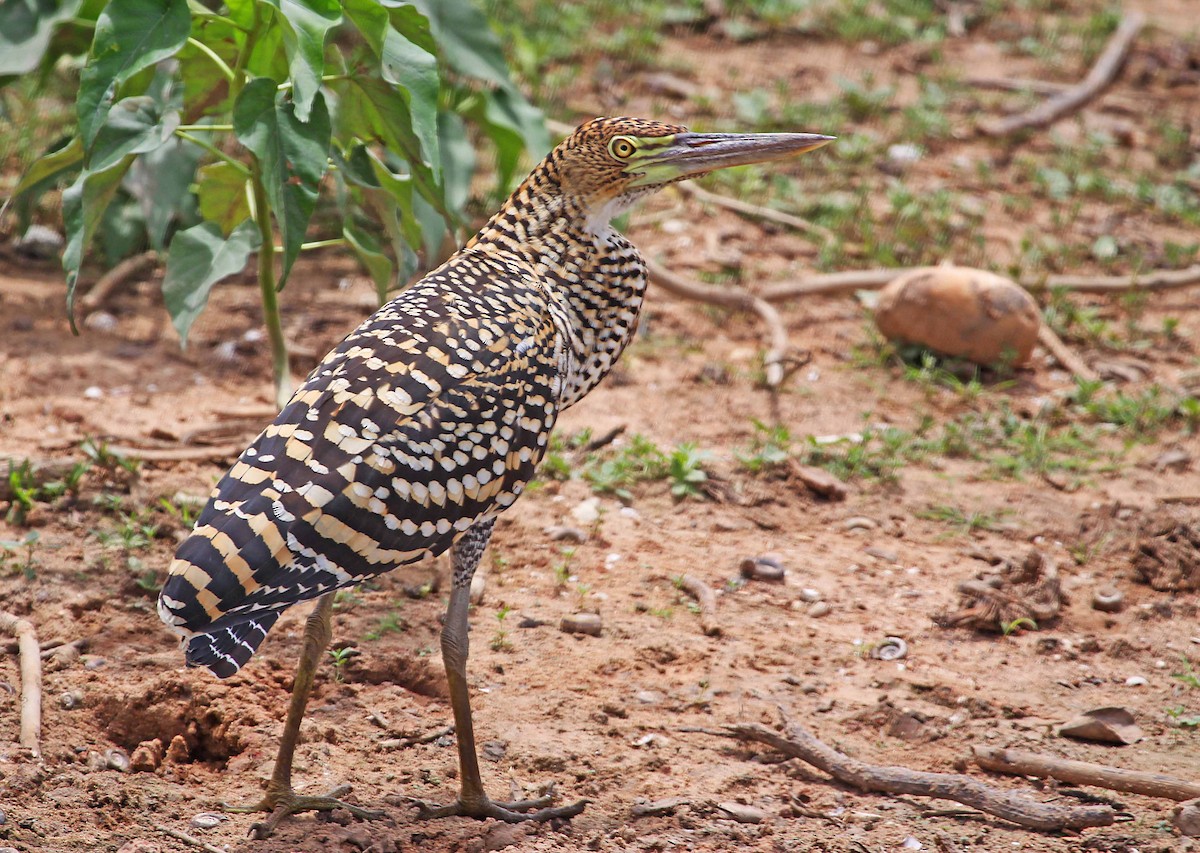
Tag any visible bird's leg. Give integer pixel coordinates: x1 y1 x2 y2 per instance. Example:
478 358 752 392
226 591 384 838
412 520 588 823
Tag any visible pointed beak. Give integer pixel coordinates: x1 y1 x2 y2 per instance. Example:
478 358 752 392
627 131 835 187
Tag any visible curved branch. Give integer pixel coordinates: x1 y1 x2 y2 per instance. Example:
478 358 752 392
0 611 42 758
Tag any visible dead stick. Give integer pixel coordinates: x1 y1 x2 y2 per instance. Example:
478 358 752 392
154 824 228 853
678 574 720 637
978 13 1145 136
1037 324 1099 382
974 746 1200 802
647 260 790 387
760 263 1200 303
103 443 245 462
697 713 1113 831
677 182 836 245
79 250 158 313
963 76 1070 96
0 612 43 757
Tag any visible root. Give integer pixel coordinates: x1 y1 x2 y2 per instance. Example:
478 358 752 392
677 574 720 637
79 250 159 313
676 181 835 246
1037 324 1099 382
974 746 1200 802
978 12 1145 136
687 706 1114 832
0 611 43 758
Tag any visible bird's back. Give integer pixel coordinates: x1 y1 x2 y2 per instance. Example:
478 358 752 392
159 249 567 676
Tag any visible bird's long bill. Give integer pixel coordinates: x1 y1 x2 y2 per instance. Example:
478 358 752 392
627 131 835 187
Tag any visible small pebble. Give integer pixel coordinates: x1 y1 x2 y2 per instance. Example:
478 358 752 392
632 733 667 748
843 516 877 531
544 525 587 543
1125 675 1148 687
85 657 107 671
14 224 64 258
739 555 785 583
871 636 908 661
60 689 84 710
570 497 601 525
190 812 226 829
717 802 765 824
130 738 163 772
808 601 831 619
1092 587 1124 613
83 386 104 400
105 748 131 772
900 836 923 850
887 143 923 165
560 613 602 637
635 690 664 705
863 547 898 563
84 311 118 332
800 588 823 602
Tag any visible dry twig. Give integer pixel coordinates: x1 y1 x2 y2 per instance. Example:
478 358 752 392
974 746 1200 802
676 181 835 245
0 611 43 757
978 13 1145 136
1037 324 1099 382
79 250 158 313
689 707 1114 831
678 574 720 636
103 442 245 462
647 259 791 387
155 824 228 853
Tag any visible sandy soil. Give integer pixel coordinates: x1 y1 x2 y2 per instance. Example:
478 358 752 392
2 4 1200 853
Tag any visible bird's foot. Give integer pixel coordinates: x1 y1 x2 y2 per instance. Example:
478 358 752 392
225 783 386 839
409 790 589 823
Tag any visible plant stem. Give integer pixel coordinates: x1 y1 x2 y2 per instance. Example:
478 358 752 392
227 2 261 111
295 238 346 251
173 130 251 176
250 170 293 410
186 37 236 83
175 124 235 133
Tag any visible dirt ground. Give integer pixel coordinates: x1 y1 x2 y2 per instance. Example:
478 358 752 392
3 3 1200 852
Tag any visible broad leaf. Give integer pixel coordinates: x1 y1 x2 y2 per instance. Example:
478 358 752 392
62 156 136 329
195 161 251 236
362 147 422 249
275 0 341 122
233 78 330 287
89 95 180 172
406 0 510 88
12 137 84 196
76 0 190 154
0 0 84 75
128 136 203 250
162 219 260 344
343 218 392 305
343 0 439 172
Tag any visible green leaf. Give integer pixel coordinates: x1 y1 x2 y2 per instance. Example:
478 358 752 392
232 78 330 287
437 109 474 215
129 136 203 251
482 87 550 176
195 161 251 236
363 148 421 248
62 156 136 330
343 219 392 305
12 137 84 197
88 95 180 172
343 0 439 171
162 219 260 344
76 0 190 155
0 0 84 75
406 0 510 88
274 0 341 122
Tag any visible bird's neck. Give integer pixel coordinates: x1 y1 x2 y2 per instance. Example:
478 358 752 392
467 182 648 408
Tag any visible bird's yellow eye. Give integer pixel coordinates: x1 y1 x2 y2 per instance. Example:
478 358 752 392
609 136 637 160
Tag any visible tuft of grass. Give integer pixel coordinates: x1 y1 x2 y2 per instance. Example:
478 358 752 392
667 443 711 500
0 531 41 580
737 419 793 474
917 504 1013 537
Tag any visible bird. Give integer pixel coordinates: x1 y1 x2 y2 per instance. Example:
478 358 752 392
158 116 833 837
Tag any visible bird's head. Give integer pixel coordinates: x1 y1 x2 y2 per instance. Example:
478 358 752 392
549 116 835 226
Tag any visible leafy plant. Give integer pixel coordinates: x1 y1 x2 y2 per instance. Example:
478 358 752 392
667 442 711 500
0 531 42 580
7 0 546 407
490 604 512 652
737 419 792 473
328 645 354 681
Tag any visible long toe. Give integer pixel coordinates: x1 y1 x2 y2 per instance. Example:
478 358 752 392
410 794 589 823
225 785 385 839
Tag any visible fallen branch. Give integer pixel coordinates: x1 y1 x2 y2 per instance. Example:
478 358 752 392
103 442 245 463
155 824 228 853
79 250 158 313
677 181 835 245
0 611 43 758
974 746 1200 802
978 12 1145 136
1037 324 1099 382
678 574 720 637
964 76 1070 96
689 707 1114 831
380 724 454 751
647 259 791 387
759 264 1200 303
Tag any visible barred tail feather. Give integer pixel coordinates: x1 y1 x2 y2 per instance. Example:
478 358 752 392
185 613 281 678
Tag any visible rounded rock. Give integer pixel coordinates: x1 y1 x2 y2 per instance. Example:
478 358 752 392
1092 587 1124 613
60 689 85 710
561 613 602 637
808 601 832 619
874 266 1040 367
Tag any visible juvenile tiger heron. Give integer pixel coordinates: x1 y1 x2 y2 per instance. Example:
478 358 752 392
158 117 832 837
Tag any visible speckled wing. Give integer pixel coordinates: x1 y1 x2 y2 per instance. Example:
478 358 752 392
158 256 565 676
